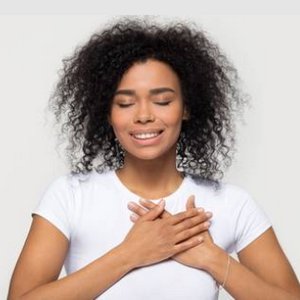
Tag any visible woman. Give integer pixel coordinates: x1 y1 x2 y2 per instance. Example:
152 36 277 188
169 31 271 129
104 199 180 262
8 18 300 299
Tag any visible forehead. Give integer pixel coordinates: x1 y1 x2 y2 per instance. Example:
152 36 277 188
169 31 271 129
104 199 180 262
117 59 181 90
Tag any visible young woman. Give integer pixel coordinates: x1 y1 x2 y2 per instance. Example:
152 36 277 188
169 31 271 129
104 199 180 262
8 18 300 299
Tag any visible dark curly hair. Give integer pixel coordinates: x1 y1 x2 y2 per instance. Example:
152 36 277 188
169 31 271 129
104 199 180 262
49 17 246 181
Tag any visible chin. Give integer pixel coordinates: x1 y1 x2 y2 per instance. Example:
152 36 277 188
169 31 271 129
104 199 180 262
125 147 176 162
129 153 163 161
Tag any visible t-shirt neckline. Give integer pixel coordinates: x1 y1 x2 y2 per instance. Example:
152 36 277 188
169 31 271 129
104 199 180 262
111 170 189 201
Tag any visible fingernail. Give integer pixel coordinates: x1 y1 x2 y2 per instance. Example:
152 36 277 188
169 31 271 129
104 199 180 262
130 214 138 221
127 202 135 208
206 212 213 218
204 221 211 227
139 199 147 204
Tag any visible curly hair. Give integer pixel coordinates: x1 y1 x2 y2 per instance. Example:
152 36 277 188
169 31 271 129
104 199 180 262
49 17 246 181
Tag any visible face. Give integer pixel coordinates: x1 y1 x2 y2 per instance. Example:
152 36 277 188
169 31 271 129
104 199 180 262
110 59 187 161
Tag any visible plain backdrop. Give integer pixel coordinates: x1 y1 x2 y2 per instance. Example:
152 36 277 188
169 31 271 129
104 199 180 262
1 15 300 299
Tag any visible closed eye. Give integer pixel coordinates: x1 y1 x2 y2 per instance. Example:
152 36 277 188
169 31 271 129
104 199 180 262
154 101 171 106
117 103 134 108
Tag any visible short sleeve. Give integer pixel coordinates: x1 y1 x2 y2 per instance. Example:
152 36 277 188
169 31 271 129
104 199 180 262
32 175 74 240
234 192 272 253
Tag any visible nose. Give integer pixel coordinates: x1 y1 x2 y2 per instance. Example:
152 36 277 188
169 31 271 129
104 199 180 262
133 102 155 124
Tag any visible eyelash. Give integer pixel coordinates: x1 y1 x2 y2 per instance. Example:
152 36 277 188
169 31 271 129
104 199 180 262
117 103 133 108
155 101 171 106
117 101 171 108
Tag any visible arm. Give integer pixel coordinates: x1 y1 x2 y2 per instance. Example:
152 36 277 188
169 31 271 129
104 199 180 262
8 200 205 300
203 228 300 300
8 215 134 300
130 199 300 300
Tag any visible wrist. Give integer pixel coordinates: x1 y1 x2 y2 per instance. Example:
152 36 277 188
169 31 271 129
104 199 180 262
201 245 229 280
112 243 139 272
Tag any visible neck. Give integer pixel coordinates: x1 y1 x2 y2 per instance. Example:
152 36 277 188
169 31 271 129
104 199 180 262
116 149 184 199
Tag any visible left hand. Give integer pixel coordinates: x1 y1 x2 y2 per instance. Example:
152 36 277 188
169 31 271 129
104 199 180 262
127 197 221 270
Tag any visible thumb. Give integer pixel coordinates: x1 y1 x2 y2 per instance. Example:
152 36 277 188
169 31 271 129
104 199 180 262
139 199 165 221
186 195 196 210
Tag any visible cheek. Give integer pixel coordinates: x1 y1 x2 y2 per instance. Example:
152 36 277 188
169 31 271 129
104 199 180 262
159 107 183 127
110 113 130 140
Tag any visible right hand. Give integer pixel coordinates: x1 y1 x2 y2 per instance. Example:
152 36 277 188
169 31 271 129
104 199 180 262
120 199 206 268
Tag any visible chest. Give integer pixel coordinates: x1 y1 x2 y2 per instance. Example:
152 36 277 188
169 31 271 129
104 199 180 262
66 188 234 265
64 189 231 299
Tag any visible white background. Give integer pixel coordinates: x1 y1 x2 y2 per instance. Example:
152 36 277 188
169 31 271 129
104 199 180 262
1 15 300 299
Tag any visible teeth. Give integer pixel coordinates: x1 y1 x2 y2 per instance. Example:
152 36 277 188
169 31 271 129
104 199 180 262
133 132 159 139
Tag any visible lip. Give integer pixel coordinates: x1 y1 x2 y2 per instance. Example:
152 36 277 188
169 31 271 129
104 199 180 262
130 129 164 146
130 129 164 135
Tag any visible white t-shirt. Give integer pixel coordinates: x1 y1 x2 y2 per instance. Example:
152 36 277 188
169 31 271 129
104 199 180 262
33 170 272 300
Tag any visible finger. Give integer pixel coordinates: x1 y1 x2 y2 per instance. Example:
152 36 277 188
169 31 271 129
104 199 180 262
169 208 200 225
174 221 211 243
186 195 196 210
139 199 171 218
173 235 204 254
186 196 205 215
174 212 212 233
127 201 148 217
139 199 165 221
130 213 139 223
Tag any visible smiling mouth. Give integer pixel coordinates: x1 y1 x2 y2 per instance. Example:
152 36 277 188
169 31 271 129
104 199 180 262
131 130 163 140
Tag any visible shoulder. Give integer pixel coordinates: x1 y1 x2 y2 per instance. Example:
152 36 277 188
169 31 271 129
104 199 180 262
188 178 271 252
45 170 114 193
188 176 253 207
187 177 268 221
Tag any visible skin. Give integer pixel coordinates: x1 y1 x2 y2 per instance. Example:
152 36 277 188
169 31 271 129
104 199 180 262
109 59 189 200
129 198 300 299
8 59 300 300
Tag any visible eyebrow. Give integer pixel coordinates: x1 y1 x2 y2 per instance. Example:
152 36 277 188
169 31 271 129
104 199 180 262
114 87 176 96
